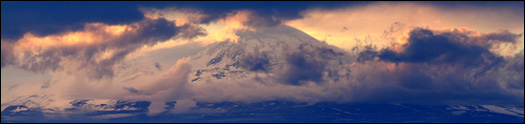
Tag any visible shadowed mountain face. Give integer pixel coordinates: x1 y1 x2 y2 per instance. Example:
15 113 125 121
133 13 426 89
2 101 523 123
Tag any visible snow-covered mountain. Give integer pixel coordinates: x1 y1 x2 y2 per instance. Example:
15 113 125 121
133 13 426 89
189 25 353 85
1 25 351 113
1 25 523 123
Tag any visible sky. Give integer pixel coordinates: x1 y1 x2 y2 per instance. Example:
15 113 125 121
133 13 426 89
1 1 524 114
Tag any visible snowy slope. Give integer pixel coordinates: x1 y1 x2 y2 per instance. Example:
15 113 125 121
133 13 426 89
188 25 353 84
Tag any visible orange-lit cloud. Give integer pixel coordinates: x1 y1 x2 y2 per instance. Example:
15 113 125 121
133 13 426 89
285 2 524 55
141 7 206 26
140 8 256 46
2 18 180 79
2 7 261 79
14 23 137 51
198 10 255 44
2 2 523 115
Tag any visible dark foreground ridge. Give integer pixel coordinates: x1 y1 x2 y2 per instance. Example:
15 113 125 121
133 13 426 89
2 100 523 123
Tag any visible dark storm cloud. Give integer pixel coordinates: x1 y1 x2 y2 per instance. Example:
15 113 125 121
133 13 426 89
356 46 378 62
167 1 372 27
239 51 272 72
281 43 344 85
422 1 524 13
284 51 325 85
2 1 518 41
353 27 524 105
1 1 145 40
376 28 519 67
1 1 372 41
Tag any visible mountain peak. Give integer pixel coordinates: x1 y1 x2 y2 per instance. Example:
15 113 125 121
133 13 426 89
189 25 352 85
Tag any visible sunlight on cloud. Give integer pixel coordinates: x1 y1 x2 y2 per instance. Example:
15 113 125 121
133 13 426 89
187 10 256 45
141 7 206 27
12 23 140 64
1 2 522 118
285 2 524 55
137 8 257 55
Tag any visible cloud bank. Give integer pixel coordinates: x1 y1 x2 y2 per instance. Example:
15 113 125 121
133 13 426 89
128 26 522 108
353 27 524 104
1 1 523 115
0 17 207 79
180 27 523 105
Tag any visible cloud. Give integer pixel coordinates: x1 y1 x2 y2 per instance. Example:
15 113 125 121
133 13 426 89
280 43 345 85
352 27 524 104
171 26 523 105
3 1 521 42
172 25 522 105
285 2 524 52
176 23 207 39
356 45 378 62
376 28 522 68
345 60 523 105
123 87 140 94
2 18 187 79
1 1 372 41
184 1 522 29
2 2 523 115
376 28 516 67
239 51 271 72
1 26 522 117
1 42 13 68
122 57 194 114
162 1 372 27
140 8 257 44
1 1 145 40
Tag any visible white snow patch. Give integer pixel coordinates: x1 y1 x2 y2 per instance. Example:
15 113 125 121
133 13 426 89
11 106 29 113
481 105 524 118
508 107 524 116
